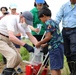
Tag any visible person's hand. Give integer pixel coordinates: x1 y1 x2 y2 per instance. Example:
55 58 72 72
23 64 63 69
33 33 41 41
23 44 34 52
35 42 41 48
41 43 48 48
34 28 40 33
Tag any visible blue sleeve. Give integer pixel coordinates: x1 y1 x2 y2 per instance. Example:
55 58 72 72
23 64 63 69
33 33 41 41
45 21 56 33
55 4 65 24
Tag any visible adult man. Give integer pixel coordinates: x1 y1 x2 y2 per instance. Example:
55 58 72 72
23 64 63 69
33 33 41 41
55 0 76 75
0 11 38 75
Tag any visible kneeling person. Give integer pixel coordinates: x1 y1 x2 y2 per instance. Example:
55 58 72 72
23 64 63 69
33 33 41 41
0 11 38 75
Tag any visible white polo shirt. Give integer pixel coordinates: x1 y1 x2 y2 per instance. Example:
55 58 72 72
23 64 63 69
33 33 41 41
0 15 31 36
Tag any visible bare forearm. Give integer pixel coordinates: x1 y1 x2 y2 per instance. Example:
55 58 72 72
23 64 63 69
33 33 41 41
9 35 25 46
26 32 38 45
29 25 35 31
39 37 50 44
29 36 38 45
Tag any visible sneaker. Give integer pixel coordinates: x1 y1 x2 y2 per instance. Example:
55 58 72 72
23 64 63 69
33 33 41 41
17 68 23 74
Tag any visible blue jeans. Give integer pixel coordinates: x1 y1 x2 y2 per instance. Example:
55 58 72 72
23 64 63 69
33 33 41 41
62 28 76 61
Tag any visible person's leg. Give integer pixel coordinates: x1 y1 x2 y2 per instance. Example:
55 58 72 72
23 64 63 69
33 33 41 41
0 42 22 68
51 70 61 75
0 40 22 75
62 29 72 74
62 29 76 75
13 36 23 73
68 61 76 75
69 29 76 75
49 44 64 75
62 29 71 61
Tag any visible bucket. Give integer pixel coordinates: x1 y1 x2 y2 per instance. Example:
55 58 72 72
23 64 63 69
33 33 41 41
29 47 43 65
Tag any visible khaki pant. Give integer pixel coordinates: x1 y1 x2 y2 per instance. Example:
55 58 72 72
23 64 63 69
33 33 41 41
0 35 22 68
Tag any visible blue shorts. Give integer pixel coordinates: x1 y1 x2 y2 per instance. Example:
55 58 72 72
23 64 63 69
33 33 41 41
49 44 64 70
14 36 21 48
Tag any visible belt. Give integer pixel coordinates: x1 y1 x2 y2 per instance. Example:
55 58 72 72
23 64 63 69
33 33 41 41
0 33 8 38
16 33 21 36
63 27 76 30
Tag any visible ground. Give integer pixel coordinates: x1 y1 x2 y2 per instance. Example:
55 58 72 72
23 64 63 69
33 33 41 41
0 61 50 75
0 56 70 75
0 62 26 75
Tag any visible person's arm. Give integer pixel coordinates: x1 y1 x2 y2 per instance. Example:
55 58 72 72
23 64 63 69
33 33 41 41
29 25 40 33
5 15 34 53
8 30 35 52
8 30 25 46
26 32 38 45
55 5 64 24
36 32 51 48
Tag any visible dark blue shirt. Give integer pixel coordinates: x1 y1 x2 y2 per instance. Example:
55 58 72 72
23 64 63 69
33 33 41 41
45 19 63 50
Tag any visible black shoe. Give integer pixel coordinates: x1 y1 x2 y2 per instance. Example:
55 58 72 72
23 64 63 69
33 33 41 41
17 68 23 74
1 68 18 75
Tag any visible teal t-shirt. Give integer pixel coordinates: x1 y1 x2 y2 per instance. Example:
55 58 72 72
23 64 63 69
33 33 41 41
45 19 63 50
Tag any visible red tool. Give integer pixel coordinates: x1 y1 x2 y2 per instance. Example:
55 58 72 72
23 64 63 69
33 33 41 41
25 64 48 75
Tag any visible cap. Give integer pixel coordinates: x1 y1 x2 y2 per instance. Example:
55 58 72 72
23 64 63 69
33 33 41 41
21 11 33 25
36 0 44 4
9 4 17 9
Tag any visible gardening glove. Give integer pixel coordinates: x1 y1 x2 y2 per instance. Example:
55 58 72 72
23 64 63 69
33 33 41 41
23 44 34 52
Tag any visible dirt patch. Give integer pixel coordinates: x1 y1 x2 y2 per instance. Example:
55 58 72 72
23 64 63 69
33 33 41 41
0 62 26 75
0 61 51 75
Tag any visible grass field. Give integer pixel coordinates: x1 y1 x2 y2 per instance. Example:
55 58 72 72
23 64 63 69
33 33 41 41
61 56 70 75
0 38 70 75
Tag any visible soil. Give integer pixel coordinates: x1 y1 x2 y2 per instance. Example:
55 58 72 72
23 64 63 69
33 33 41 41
0 62 26 75
0 62 51 75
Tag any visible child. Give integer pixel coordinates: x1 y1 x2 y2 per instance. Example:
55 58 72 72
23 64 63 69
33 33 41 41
36 6 64 75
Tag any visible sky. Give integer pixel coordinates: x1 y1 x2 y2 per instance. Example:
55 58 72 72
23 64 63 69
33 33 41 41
0 0 68 19
0 0 68 30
